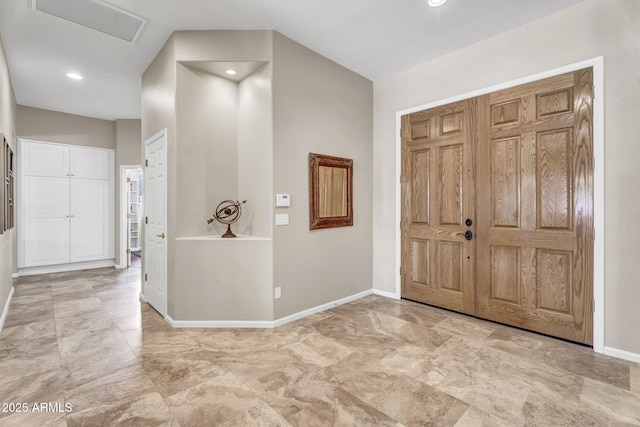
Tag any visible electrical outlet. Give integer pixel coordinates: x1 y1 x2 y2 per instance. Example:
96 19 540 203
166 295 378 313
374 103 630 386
275 287 282 299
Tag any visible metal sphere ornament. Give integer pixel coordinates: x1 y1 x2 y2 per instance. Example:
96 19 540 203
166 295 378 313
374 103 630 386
206 200 247 238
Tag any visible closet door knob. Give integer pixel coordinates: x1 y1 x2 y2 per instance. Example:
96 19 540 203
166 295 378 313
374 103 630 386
156 233 165 239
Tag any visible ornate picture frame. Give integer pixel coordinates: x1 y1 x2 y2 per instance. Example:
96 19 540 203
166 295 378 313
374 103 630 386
308 153 353 230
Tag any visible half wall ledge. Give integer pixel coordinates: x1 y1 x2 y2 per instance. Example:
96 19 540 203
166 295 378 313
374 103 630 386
175 235 270 241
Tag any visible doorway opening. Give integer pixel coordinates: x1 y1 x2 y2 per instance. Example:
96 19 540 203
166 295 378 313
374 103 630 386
119 165 143 269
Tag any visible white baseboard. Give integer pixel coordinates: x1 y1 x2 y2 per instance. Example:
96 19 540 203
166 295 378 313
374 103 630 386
18 260 115 276
163 289 373 329
166 314 274 329
603 346 640 364
273 289 373 327
0 287 15 334
11 273 19 279
373 289 400 300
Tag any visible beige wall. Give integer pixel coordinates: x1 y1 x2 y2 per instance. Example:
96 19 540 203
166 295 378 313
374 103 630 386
373 0 640 354
115 119 142 166
174 30 273 63
272 33 373 318
17 105 115 149
0 34 17 326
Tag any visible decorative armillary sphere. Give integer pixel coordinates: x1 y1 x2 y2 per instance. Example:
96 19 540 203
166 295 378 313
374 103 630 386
206 200 247 238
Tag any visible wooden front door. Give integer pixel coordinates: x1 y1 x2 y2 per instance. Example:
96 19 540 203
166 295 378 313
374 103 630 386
401 69 594 344
476 69 593 344
401 99 476 315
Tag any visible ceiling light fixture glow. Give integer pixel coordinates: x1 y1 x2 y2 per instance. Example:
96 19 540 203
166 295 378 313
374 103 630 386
225 69 237 76
67 72 83 80
428 0 447 6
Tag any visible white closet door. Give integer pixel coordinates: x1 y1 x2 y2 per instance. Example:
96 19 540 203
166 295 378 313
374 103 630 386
23 176 70 266
70 147 109 179
24 141 69 177
70 179 108 262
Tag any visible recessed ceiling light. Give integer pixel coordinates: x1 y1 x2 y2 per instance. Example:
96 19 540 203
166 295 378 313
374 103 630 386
428 0 447 6
225 69 237 76
67 72 83 80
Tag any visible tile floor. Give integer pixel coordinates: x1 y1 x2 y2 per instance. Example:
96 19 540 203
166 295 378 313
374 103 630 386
0 267 639 426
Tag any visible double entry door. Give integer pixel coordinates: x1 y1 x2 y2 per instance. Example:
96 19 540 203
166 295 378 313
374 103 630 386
401 69 594 344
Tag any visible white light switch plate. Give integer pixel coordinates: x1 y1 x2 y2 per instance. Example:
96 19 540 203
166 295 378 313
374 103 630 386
275 213 289 225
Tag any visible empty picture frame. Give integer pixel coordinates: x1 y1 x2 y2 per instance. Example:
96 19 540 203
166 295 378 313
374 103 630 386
308 153 353 230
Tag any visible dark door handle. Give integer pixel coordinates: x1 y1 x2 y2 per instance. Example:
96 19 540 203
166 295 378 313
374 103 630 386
465 218 473 226
464 230 473 241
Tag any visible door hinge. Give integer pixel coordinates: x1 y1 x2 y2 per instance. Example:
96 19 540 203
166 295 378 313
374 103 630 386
145 216 148 224
593 299 595 313
145 159 148 167
127 249 131 254
127 213 131 219
127 177 131 183
145 273 148 281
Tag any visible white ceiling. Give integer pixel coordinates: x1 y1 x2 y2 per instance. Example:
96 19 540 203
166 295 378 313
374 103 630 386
0 0 583 121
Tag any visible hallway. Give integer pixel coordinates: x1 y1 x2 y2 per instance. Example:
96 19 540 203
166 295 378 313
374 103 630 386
0 268 638 426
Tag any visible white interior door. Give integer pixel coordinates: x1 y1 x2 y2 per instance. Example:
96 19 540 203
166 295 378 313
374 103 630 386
144 129 167 316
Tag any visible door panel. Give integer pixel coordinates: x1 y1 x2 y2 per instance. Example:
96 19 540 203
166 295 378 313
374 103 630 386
70 179 108 262
439 144 463 226
23 175 70 266
477 70 593 344
70 217 107 261
70 179 107 215
24 142 69 177
410 149 430 224
490 137 520 228
25 218 70 266
401 99 476 314
25 176 69 217
537 129 572 229
71 147 110 179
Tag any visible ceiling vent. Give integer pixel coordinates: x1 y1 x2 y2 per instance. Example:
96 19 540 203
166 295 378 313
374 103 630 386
31 0 148 43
